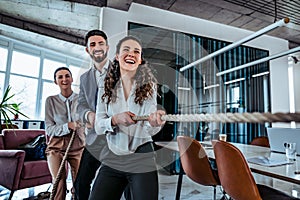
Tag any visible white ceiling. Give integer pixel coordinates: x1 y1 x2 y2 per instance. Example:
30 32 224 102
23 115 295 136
0 0 299 59
109 0 300 48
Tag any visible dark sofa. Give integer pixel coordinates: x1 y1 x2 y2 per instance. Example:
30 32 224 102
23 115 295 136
0 129 52 200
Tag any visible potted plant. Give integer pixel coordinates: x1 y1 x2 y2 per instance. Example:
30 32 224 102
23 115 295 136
0 85 28 132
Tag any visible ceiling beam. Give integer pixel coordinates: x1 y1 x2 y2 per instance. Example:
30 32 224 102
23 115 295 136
107 0 133 10
67 0 107 7
0 13 85 45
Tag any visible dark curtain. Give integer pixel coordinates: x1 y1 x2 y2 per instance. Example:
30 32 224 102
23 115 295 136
175 33 270 144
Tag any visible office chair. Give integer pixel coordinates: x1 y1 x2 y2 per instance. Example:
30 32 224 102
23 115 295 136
250 136 270 148
212 140 298 200
177 136 221 200
0 129 52 200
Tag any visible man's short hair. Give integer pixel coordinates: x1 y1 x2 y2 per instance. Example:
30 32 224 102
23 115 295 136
84 30 108 46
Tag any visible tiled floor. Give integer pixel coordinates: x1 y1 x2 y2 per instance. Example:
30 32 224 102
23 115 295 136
157 173 224 200
1 171 299 200
0 173 222 200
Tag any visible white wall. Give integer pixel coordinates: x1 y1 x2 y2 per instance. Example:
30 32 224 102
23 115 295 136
292 53 300 128
102 3 292 127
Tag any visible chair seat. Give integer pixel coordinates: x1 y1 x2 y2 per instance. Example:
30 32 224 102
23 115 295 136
257 184 298 200
250 137 270 148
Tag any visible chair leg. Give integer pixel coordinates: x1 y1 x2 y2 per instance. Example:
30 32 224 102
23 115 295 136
175 173 183 200
221 193 233 200
213 186 216 200
218 187 232 200
8 190 14 200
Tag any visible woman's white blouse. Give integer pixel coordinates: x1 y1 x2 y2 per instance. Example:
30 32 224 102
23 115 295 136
45 92 78 137
95 82 161 155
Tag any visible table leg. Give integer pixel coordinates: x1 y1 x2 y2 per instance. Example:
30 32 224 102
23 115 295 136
175 158 185 200
175 172 183 200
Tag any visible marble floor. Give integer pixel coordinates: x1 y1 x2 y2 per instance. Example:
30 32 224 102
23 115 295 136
1 171 299 200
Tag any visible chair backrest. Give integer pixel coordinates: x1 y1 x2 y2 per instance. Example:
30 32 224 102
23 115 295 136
212 140 262 200
1 125 18 149
250 136 270 148
177 136 219 186
0 135 4 150
1 129 46 149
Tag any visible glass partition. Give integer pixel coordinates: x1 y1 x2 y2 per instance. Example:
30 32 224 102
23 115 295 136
129 22 270 144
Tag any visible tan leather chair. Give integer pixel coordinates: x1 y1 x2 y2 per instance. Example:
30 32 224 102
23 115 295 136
177 136 220 200
250 136 274 187
212 140 298 200
250 136 270 148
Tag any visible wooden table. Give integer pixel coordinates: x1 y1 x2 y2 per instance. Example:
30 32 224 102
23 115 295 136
155 141 300 200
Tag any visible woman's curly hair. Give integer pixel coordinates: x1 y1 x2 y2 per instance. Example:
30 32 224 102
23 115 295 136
102 36 157 105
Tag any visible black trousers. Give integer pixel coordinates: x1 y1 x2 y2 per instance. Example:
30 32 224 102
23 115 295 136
74 147 101 200
88 142 158 200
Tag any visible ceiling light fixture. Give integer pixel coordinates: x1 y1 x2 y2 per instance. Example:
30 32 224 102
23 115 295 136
224 78 245 85
216 45 300 76
178 86 191 91
180 18 290 72
291 56 299 64
252 71 270 78
204 84 220 89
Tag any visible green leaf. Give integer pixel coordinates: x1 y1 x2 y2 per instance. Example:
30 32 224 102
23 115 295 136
0 85 29 129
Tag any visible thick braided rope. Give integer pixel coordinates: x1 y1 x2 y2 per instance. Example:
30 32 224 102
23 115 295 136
49 130 76 200
132 112 300 123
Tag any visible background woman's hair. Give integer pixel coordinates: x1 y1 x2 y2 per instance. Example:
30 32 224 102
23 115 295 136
53 67 72 81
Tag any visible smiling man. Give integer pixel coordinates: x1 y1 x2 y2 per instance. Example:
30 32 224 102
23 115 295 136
74 30 111 200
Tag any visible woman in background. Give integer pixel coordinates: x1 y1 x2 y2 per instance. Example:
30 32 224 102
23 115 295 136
45 67 85 200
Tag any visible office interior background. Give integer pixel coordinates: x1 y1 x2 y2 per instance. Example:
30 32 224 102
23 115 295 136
1 0 300 172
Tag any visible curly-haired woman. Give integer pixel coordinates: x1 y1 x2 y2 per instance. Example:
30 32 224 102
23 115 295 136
91 36 166 200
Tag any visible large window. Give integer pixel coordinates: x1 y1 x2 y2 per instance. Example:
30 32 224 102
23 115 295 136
0 73 4 95
227 86 240 108
0 36 87 120
0 47 8 95
9 75 38 119
11 51 40 77
43 58 66 81
0 47 8 72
